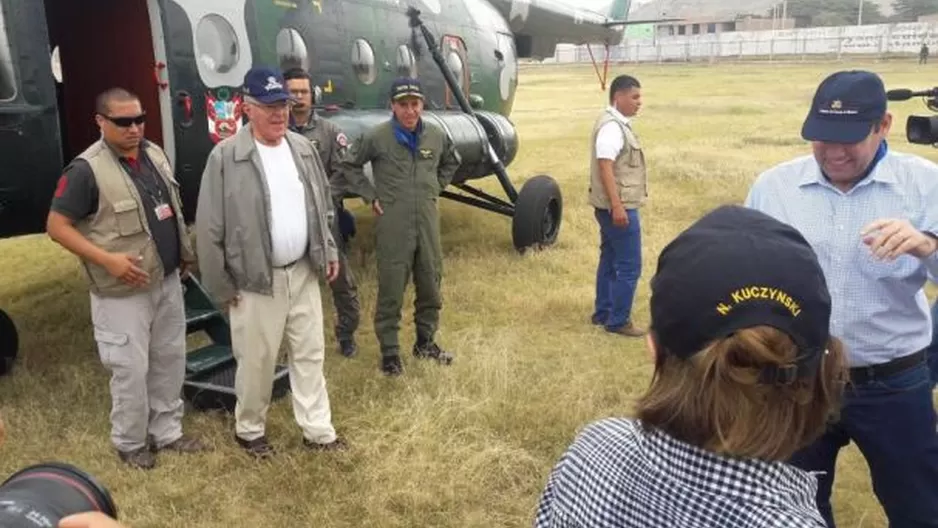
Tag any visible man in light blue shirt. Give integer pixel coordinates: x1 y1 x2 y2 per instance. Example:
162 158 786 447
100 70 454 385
745 70 938 528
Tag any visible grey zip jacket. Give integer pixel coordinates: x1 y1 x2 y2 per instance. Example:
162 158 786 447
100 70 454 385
195 123 338 304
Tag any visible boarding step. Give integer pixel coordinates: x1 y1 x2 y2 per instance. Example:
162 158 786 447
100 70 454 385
186 344 233 376
180 274 289 413
183 361 290 414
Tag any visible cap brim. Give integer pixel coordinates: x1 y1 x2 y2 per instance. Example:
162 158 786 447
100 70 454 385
252 93 295 104
801 115 875 143
392 92 424 100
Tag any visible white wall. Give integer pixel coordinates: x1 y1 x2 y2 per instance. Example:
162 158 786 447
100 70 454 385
550 22 938 63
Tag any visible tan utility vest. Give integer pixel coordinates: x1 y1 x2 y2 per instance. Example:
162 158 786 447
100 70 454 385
73 139 192 297
588 109 648 210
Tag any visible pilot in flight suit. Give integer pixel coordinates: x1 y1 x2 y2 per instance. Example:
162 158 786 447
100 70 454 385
340 77 462 375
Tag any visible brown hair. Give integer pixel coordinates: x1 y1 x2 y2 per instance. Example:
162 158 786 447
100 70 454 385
636 325 848 461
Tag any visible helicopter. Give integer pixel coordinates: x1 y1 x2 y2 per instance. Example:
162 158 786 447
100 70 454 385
0 0 668 399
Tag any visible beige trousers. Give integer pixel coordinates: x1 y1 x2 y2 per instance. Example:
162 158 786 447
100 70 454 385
229 257 336 444
90 270 187 452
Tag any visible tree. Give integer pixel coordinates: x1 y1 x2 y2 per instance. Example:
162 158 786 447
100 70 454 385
892 0 938 21
783 0 886 25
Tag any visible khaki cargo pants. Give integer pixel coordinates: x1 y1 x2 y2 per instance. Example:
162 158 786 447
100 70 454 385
90 270 187 453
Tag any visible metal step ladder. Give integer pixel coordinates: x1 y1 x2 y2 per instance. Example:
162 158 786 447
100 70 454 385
181 274 290 412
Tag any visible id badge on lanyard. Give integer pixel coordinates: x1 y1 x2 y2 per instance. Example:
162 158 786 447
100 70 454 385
155 203 174 221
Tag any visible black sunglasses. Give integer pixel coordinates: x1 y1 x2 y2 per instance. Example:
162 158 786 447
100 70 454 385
101 113 147 127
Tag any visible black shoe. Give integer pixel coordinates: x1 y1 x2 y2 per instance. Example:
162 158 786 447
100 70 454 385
413 340 453 365
235 435 275 459
381 354 403 376
117 446 156 470
303 435 349 452
338 337 357 358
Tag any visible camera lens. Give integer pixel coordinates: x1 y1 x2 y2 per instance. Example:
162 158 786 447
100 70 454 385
0 462 117 527
907 115 938 145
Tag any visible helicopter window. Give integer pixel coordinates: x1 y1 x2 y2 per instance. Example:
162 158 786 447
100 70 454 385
0 4 16 102
396 45 417 77
445 49 463 84
351 38 376 85
196 14 239 75
276 28 308 71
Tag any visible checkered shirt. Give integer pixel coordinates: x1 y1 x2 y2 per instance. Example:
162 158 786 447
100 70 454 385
533 418 826 527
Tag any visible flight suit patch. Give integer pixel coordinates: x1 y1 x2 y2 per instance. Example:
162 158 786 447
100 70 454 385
419 148 434 159
337 133 348 147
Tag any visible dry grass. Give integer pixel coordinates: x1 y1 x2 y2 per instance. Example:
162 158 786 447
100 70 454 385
1 59 937 527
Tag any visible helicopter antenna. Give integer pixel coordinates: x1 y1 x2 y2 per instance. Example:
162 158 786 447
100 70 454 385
405 4 518 203
408 7 423 60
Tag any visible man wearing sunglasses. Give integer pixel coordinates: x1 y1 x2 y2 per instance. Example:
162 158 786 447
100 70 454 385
46 87 207 469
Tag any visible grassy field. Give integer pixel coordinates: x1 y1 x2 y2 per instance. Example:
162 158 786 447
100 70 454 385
1 59 937 527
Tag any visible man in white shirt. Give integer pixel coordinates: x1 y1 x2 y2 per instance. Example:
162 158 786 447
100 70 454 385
588 74 648 337
195 66 345 458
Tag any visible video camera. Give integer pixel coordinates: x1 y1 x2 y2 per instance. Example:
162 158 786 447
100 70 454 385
886 86 938 145
0 462 118 526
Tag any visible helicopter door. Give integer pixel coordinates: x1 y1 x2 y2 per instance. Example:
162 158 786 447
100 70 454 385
441 35 471 110
42 0 167 161
0 0 64 238
156 0 253 223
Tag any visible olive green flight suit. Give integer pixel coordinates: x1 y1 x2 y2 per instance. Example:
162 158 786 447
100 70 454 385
291 113 360 343
341 118 461 356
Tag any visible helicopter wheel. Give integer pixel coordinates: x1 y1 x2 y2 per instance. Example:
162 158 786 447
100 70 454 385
0 309 17 377
511 174 563 252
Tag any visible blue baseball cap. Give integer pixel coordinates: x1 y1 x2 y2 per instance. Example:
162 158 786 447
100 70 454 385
389 77 424 101
242 66 294 104
801 70 887 144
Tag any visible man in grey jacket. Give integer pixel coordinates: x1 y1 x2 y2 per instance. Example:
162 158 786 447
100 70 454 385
195 66 345 458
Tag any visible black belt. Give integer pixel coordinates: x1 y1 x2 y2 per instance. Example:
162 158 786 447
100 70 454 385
849 349 925 384
274 255 304 269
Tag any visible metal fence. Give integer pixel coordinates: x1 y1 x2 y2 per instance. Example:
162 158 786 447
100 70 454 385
550 22 938 63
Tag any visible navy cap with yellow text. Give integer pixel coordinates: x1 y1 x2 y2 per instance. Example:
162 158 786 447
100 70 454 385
649 205 832 384
389 77 424 101
801 70 887 144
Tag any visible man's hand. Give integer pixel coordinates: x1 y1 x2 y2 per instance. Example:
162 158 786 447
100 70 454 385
326 260 340 283
58 512 127 528
104 253 149 287
861 218 938 260
224 294 242 310
179 260 194 280
372 199 383 216
612 205 629 227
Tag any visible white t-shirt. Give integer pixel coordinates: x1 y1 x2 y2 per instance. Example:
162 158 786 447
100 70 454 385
595 107 631 161
254 139 309 267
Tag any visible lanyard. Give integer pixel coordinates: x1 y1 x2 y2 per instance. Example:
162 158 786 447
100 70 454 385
124 157 165 205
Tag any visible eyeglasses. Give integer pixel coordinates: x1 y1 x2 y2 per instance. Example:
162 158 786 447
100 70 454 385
101 113 147 127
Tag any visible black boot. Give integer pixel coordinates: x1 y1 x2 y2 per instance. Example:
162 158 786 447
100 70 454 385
413 337 453 365
337 337 357 358
381 354 403 376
